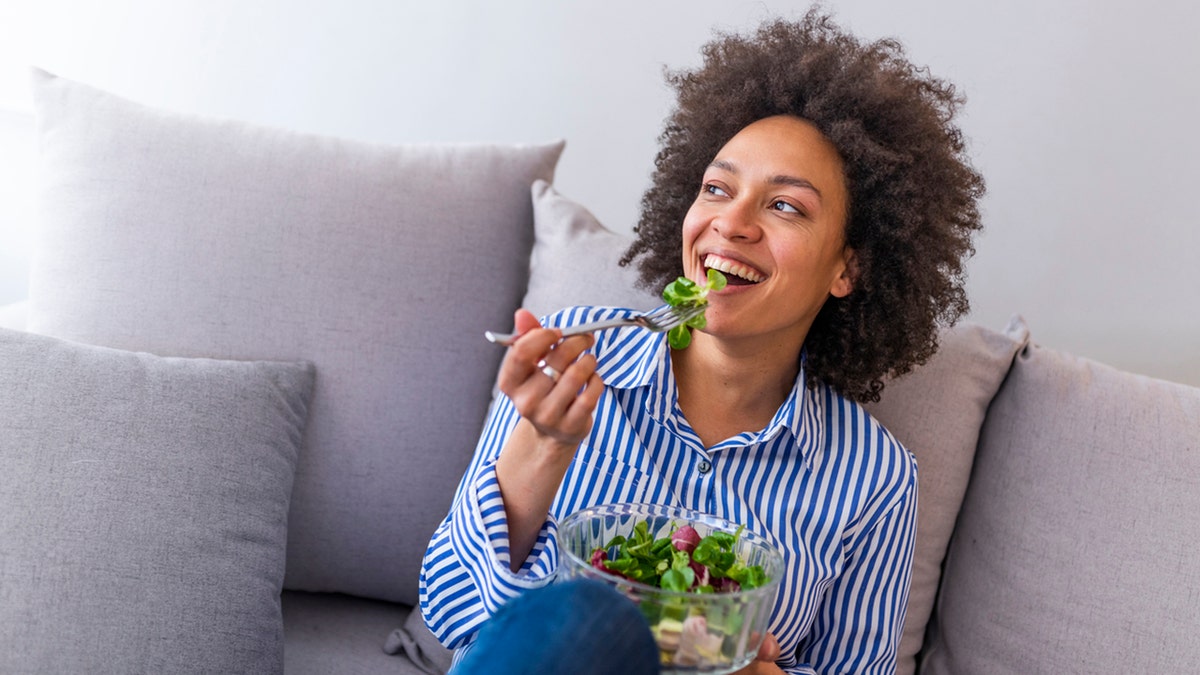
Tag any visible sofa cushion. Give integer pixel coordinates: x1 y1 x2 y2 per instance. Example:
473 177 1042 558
27 69 563 604
282 592 451 675
523 180 658 318
921 323 1200 673
864 316 1026 675
0 327 314 674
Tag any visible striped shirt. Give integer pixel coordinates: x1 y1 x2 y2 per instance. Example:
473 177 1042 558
420 306 918 674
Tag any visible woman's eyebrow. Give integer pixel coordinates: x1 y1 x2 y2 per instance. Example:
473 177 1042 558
770 174 822 198
709 159 739 174
709 159 823 198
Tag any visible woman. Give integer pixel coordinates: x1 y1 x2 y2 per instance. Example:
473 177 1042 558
420 10 983 674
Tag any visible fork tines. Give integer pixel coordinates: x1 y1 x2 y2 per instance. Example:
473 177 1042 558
643 303 704 331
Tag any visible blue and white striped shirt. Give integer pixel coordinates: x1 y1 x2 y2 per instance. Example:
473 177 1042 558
420 306 918 674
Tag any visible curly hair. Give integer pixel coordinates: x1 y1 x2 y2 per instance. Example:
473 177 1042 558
620 9 985 402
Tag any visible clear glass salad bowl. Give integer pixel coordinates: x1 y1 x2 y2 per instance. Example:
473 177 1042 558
558 502 784 674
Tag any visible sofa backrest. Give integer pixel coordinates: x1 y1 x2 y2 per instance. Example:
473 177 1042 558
26 69 563 605
921 339 1200 673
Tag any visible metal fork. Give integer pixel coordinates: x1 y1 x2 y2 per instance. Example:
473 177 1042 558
484 304 707 346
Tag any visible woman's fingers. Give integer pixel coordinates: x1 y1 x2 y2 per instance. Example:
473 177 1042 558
558 370 604 429
500 333 586 394
496 328 600 447
529 334 593 383
522 352 599 439
496 326 561 393
529 352 597 419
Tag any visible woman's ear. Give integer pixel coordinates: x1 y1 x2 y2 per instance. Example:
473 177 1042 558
830 248 857 299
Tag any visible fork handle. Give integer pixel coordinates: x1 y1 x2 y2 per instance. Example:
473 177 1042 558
484 317 634 347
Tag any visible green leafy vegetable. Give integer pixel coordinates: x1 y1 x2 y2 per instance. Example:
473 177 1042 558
589 518 769 594
661 269 727 349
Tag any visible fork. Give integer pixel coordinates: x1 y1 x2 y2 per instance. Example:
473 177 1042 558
484 304 707 347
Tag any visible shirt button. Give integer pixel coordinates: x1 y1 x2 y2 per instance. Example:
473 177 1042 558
697 460 712 474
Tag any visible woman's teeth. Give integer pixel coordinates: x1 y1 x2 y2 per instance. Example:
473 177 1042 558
704 255 765 284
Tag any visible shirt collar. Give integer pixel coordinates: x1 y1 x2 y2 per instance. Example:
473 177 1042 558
749 353 819 456
594 326 665 391
598 331 823 462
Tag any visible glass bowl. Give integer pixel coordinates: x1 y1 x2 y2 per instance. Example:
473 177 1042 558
558 502 784 674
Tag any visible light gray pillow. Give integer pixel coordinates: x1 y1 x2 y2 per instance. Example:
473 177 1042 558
864 317 1026 675
522 180 659 317
0 327 315 674
27 69 563 604
921 329 1200 674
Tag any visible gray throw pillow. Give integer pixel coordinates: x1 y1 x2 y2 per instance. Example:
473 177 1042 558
27 69 563 604
864 316 1026 675
921 332 1200 674
522 180 659 317
0 327 315 674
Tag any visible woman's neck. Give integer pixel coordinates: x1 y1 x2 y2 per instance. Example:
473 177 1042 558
671 334 801 448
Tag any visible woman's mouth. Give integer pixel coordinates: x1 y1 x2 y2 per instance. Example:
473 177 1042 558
703 254 765 286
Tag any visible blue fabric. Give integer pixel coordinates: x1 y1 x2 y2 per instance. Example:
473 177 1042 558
450 579 659 675
422 306 918 674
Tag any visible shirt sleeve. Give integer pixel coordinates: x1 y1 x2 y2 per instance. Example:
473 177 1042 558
791 469 919 674
418 393 561 650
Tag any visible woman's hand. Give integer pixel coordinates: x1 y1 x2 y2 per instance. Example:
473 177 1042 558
494 309 604 571
495 309 603 448
732 633 783 674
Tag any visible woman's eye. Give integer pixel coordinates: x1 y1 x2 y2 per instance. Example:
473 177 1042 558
703 184 730 197
771 200 802 214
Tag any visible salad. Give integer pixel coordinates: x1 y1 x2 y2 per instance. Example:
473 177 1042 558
560 503 783 672
585 516 773 670
589 518 770 594
661 269 727 349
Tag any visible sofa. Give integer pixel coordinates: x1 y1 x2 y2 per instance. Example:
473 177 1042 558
1 70 1197 675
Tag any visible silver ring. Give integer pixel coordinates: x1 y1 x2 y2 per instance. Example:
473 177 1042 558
536 358 561 382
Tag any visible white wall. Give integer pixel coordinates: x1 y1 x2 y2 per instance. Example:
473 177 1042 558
0 108 35 303
1 0 1197 385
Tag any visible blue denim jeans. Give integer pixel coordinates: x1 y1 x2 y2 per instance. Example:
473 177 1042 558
451 578 660 675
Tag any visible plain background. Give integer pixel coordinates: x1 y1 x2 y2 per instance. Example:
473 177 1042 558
0 0 1196 386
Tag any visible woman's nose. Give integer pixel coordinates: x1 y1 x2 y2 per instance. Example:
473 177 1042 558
713 199 762 241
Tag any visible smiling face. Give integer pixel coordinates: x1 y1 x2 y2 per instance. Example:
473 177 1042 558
681 115 854 351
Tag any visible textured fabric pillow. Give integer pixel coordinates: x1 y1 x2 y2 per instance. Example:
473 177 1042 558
864 317 1026 675
921 328 1200 674
522 180 659 317
282 592 451 675
27 69 562 604
0 327 314 674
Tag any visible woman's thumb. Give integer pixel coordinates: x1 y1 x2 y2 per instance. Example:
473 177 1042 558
756 632 780 662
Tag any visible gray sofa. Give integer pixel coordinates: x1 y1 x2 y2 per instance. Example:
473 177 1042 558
1 70 1197 675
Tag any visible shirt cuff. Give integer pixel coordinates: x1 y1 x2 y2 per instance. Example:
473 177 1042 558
458 459 560 587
